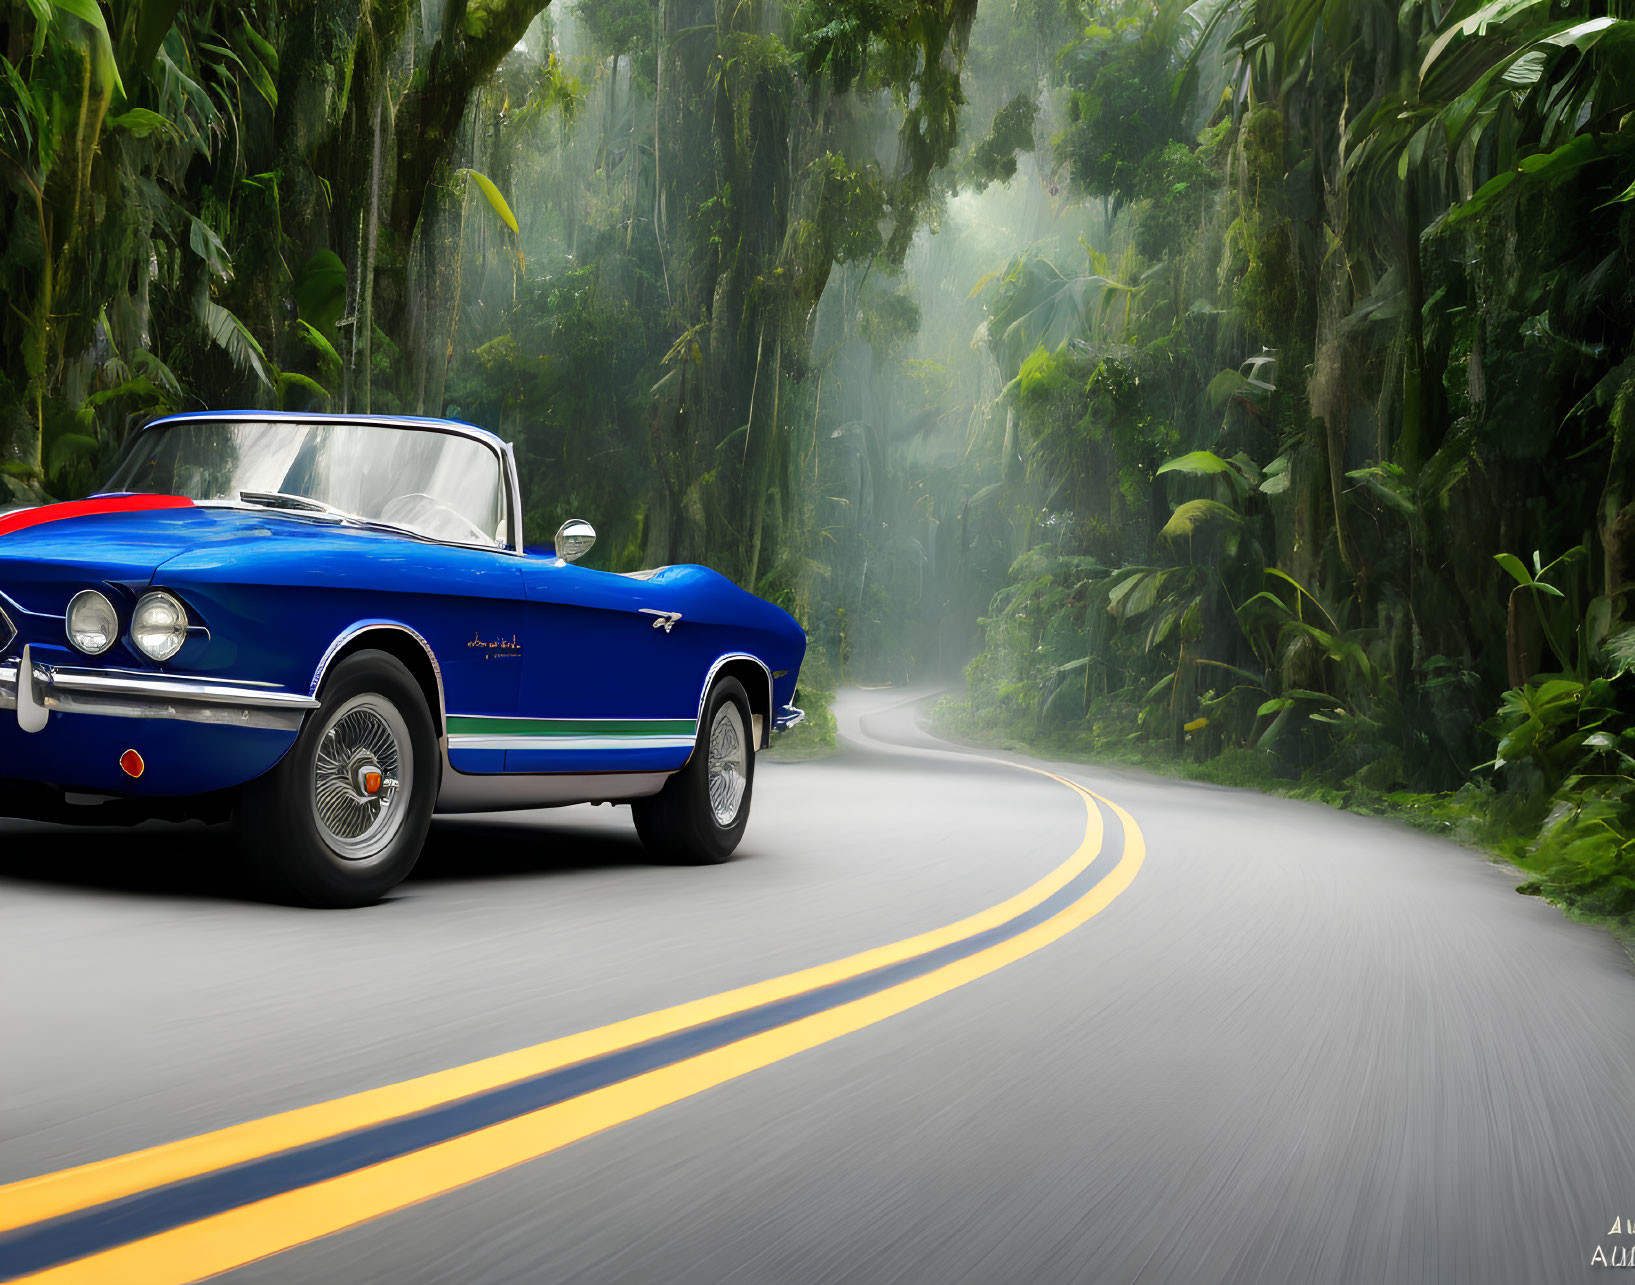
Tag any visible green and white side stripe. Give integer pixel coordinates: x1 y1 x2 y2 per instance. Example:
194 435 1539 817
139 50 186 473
446 716 698 753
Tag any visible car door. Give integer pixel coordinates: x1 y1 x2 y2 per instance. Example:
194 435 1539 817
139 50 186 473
423 550 528 776
504 556 723 774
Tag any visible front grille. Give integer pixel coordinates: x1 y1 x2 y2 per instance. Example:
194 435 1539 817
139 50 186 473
0 603 13 652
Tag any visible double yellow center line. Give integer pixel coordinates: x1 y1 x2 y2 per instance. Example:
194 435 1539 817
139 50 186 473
0 765 1144 1284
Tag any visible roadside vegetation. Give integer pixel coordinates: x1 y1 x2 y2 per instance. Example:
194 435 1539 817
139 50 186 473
930 0 1635 934
5 0 1635 925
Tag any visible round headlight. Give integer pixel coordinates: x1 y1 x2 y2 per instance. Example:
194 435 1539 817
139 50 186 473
66 590 119 656
132 591 188 662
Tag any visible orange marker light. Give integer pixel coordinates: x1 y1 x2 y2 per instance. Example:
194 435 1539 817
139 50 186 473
363 770 382 796
119 749 145 779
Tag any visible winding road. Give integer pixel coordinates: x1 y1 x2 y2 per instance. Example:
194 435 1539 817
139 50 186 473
3 687 1634 1284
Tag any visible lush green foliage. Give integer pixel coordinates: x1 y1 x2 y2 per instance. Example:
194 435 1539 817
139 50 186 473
938 0 1635 927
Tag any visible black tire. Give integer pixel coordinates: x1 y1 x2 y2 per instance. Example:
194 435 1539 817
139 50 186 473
240 650 438 907
632 676 755 864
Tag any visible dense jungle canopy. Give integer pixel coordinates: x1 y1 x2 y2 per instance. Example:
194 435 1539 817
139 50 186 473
4 0 1635 922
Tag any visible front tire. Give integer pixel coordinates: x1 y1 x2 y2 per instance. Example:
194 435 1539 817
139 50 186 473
632 677 755 864
240 650 438 907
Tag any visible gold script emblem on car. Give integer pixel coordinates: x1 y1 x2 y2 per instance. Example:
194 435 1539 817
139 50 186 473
466 632 523 659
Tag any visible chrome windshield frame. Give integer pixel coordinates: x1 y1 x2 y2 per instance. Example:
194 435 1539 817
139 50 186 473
116 413 527 557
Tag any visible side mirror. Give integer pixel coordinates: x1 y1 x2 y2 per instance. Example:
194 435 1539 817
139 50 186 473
554 518 596 565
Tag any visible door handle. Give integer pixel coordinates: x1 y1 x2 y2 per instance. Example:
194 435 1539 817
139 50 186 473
638 609 683 633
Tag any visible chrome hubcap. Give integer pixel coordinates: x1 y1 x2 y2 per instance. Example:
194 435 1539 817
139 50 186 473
312 694 410 862
707 703 748 827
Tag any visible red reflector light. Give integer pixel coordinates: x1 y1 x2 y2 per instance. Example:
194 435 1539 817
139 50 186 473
120 749 145 779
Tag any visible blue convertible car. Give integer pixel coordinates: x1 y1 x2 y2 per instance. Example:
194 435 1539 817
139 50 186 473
0 412 806 906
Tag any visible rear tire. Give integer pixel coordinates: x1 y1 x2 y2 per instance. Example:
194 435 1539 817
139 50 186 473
240 650 438 907
632 677 755 864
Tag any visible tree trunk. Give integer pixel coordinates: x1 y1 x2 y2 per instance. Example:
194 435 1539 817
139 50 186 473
360 88 385 413
373 0 556 386
1506 588 1542 688
745 337 781 590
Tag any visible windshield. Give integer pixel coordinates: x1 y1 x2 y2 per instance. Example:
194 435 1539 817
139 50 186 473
106 419 510 548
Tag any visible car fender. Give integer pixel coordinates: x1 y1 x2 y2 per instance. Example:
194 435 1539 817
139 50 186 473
693 652 774 756
310 619 449 726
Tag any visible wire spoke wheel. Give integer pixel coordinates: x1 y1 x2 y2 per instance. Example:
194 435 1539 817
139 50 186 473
707 702 748 827
310 693 412 862
631 676 753 865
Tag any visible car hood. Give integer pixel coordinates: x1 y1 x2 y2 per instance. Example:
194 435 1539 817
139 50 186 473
0 502 399 610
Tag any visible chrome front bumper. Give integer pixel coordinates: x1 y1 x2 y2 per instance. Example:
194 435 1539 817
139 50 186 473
0 647 320 733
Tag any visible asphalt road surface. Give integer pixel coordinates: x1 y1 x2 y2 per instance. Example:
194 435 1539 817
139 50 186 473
3 687 1634 1284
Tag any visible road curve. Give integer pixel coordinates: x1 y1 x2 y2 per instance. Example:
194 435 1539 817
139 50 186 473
2 687 1633 1284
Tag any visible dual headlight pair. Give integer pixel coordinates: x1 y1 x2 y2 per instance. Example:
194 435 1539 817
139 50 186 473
66 589 189 662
